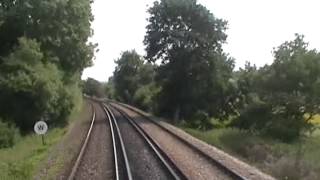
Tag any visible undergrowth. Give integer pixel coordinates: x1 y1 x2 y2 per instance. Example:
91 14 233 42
182 127 320 179
0 98 84 180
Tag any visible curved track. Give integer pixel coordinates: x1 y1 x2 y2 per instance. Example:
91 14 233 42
68 101 132 180
68 100 246 179
108 104 187 180
68 101 179 180
68 103 96 180
110 101 247 180
103 104 133 180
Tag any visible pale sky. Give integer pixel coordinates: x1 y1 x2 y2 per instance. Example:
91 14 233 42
82 0 320 82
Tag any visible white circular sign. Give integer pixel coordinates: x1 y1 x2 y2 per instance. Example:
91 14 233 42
34 121 48 135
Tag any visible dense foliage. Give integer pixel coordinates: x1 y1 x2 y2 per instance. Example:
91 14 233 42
0 0 94 133
104 77 116 99
0 0 95 74
113 50 157 110
82 78 105 98
0 38 74 130
109 0 320 142
233 35 320 141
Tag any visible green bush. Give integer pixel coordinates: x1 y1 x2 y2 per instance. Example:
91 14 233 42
232 101 272 134
133 83 159 112
186 111 213 131
0 120 19 148
233 100 308 142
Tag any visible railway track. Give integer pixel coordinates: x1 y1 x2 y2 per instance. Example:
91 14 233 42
109 101 248 180
103 104 133 180
106 103 187 180
108 104 187 180
67 103 96 180
67 101 132 180
68 101 185 180
67 100 248 179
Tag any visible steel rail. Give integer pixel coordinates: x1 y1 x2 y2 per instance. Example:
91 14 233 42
102 104 119 180
112 101 248 180
103 104 133 180
110 105 187 180
68 103 96 180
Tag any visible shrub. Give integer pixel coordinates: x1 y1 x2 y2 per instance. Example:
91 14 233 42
232 101 272 134
233 99 311 142
133 83 159 112
0 120 19 148
186 111 213 131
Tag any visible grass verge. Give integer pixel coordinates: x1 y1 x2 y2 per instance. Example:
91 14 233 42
39 100 91 179
0 128 67 179
0 99 85 180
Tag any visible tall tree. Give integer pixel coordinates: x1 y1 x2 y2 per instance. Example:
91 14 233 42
144 0 235 121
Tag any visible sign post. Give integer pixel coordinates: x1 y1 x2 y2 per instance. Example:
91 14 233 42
34 121 48 145
42 134 45 145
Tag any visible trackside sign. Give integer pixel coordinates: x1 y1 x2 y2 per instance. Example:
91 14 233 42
34 121 48 135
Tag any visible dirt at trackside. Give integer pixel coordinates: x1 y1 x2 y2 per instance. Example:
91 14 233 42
35 100 93 180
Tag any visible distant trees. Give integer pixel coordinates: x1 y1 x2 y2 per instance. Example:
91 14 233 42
233 34 320 141
0 0 94 132
112 50 158 111
144 0 236 121
113 50 145 103
83 78 105 98
104 77 116 99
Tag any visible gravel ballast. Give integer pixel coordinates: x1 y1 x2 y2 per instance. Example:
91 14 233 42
112 102 275 180
112 103 235 180
35 101 93 179
74 102 114 180
110 106 173 180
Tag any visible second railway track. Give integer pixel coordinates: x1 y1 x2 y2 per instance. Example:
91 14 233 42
68 101 185 180
68 100 249 180
109 101 247 180
105 103 187 180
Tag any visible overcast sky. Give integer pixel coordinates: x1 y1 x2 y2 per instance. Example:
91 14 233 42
82 0 320 82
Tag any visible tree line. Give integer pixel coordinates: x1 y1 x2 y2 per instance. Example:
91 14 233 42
0 0 95 147
106 0 320 142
